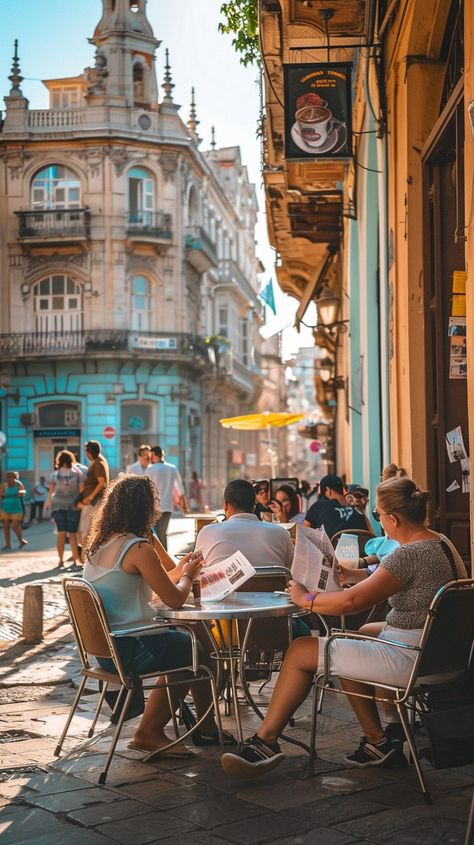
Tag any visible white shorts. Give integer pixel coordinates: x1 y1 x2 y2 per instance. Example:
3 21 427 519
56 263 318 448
79 504 95 540
320 625 423 687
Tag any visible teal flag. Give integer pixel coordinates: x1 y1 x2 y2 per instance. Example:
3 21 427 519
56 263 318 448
258 279 276 315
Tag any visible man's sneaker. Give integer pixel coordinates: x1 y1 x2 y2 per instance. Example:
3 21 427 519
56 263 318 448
221 734 284 779
345 735 408 768
384 722 406 747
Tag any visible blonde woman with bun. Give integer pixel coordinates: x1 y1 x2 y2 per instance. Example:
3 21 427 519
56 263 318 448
222 476 467 778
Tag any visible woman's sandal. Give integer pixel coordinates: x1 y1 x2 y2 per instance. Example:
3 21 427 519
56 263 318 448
180 701 237 746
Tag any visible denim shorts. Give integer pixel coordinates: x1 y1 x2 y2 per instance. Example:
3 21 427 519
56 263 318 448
99 630 201 677
52 508 81 533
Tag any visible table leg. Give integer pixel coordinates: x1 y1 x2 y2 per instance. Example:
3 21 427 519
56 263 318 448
226 620 244 748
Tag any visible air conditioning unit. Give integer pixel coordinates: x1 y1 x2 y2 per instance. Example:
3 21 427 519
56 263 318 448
20 413 35 427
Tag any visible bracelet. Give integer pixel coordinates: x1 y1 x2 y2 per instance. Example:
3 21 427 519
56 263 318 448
310 593 318 613
305 592 316 612
182 571 193 582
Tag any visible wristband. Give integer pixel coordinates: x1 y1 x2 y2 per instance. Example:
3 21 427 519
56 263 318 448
305 592 316 612
182 571 193 582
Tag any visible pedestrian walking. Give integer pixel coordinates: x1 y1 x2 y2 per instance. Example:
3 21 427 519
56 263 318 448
146 445 188 549
188 470 205 512
125 444 151 475
0 471 28 550
28 476 49 523
78 440 109 546
45 450 83 569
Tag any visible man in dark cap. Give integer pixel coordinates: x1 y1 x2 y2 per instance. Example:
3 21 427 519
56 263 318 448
304 473 368 538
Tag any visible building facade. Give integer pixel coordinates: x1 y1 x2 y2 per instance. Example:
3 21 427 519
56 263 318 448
259 0 473 563
0 0 270 505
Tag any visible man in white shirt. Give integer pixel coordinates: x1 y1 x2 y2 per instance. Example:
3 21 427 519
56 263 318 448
125 444 151 475
146 445 188 549
196 479 294 569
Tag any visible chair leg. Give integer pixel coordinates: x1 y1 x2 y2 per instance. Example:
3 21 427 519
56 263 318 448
55 675 87 756
465 787 474 845
207 671 223 746
88 681 108 738
397 703 431 805
98 687 133 785
310 675 321 760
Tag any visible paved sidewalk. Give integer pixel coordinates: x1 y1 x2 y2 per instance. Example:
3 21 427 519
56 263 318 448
1 523 473 843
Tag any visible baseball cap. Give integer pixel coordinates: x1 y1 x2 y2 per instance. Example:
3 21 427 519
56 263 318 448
319 474 344 496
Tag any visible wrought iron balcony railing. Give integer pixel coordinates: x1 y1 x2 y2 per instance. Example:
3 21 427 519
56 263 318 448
0 331 211 366
126 211 172 240
16 208 91 240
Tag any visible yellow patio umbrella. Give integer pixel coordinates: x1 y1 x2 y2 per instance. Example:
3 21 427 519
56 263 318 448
219 411 305 476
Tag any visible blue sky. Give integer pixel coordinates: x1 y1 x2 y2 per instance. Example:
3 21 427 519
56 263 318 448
0 0 314 355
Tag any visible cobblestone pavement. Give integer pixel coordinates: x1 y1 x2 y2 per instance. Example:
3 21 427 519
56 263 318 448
1 520 473 844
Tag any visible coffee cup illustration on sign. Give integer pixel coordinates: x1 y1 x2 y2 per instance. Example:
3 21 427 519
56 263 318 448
291 92 347 155
295 94 332 147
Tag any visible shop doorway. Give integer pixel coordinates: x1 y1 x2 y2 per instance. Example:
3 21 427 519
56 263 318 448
423 94 470 562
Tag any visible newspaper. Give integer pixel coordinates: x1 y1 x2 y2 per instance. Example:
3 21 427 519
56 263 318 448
201 551 256 602
291 525 341 593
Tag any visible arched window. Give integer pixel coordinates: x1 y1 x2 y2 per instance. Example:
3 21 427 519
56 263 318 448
133 64 145 103
188 185 199 226
34 275 83 334
131 275 151 331
31 165 81 210
128 167 154 226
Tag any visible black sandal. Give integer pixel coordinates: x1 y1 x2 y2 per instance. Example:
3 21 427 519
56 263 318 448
180 701 237 746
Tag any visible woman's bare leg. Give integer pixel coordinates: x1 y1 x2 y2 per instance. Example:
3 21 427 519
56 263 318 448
257 637 318 744
69 532 80 564
57 531 66 564
339 678 384 744
11 519 25 546
133 677 190 749
2 520 11 548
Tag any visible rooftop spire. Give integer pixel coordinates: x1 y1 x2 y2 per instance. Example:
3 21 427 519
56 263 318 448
210 125 216 150
187 87 201 144
162 48 174 102
8 39 24 96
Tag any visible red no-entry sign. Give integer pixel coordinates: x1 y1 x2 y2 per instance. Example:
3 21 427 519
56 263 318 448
103 426 116 440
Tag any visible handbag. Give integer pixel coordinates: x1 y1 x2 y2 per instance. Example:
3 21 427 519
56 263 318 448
420 539 474 768
422 704 474 768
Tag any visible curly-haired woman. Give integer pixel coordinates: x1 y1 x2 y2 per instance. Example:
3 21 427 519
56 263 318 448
222 476 467 777
83 473 234 755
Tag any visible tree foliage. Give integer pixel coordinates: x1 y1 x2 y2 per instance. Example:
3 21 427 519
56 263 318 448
219 0 261 67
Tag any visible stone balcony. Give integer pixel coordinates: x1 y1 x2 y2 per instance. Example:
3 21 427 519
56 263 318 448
185 225 218 273
218 258 258 305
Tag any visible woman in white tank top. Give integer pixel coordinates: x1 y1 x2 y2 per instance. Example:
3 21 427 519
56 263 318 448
83 474 233 754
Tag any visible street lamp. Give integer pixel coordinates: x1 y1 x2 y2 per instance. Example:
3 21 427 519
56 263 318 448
316 283 341 328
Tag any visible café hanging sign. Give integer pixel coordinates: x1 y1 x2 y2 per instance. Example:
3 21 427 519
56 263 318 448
284 63 352 159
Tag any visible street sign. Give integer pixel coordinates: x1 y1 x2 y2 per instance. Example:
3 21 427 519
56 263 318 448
310 440 321 453
103 425 116 440
0 431 6 448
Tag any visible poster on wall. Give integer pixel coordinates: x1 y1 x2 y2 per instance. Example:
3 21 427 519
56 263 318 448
284 62 352 159
448 317 467 379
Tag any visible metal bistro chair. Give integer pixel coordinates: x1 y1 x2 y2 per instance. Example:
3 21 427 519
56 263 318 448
310 578 474 805
55 577 222 784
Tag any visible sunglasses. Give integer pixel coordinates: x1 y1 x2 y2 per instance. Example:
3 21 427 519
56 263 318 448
257 487 269 494
373 509 390 522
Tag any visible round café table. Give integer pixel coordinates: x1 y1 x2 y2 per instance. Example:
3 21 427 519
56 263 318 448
154 591 298 746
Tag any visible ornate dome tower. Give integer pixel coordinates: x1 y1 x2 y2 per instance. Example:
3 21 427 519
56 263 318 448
88 0 160 108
